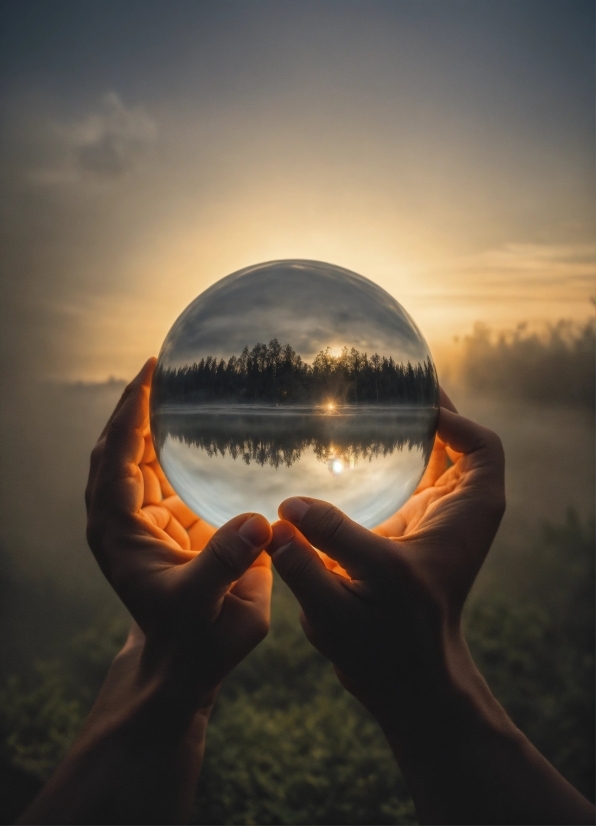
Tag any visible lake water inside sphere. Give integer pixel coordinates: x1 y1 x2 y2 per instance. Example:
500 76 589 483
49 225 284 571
150 261 439 528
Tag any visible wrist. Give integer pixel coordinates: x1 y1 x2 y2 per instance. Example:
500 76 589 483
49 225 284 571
19 639 212 826
361 624 513 744
372 627 521 767
79 635 216 757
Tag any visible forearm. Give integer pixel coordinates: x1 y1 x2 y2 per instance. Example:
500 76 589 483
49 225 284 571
19 640 212 825
19 716 206 825
379 638 595 826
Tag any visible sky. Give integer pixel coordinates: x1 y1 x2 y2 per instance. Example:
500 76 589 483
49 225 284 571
0 0 594 383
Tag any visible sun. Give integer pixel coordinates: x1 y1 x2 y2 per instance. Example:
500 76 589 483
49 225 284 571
328 346 344 358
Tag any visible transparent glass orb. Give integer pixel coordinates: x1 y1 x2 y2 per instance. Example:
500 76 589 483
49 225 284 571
150 260 439 528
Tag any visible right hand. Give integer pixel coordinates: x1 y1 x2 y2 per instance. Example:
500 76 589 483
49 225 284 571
266 392 506 721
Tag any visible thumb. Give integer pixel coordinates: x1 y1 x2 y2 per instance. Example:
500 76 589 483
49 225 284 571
267 520 347 627
278 497 390 578
183 513 272 606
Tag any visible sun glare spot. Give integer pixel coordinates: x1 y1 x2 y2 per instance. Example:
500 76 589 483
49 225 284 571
332 459 344 474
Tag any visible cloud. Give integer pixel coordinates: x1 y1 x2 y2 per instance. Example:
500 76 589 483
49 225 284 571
413 242 595 317
479 243 594 269
31 92 157 184
459 243 596 289
159 260 432 368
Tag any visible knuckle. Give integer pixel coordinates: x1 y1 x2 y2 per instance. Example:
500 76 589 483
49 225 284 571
315 504 346 543
281 548 315 582
484 429 505 460
207 533 242 578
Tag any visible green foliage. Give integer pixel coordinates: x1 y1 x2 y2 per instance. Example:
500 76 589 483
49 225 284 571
195 690 414 826
0 662 84 782
465 511 595 799
0 514 593 823
69 613 130 705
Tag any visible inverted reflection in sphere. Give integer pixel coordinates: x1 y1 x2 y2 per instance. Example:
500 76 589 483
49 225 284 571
150 260 439 528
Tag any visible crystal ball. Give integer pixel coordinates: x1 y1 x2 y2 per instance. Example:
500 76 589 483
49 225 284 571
150 260 439 528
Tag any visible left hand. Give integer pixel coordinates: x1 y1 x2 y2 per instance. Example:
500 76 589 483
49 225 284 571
85 358 273 714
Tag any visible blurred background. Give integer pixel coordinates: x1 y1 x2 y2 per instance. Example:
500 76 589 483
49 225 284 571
0 1 593 822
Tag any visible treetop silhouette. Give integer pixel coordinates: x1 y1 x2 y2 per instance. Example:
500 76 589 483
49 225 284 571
152 340 438 406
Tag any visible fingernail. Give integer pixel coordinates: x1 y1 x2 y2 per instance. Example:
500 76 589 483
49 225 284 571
268 521 295 554
238 514 270 548
280 497 310 525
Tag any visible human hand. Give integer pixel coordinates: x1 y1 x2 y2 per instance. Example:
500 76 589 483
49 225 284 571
85 358 273 714
266 395 596 826
266 391 505 721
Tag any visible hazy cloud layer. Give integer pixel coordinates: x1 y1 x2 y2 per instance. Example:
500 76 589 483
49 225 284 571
31 93 157 184
160 261 431 367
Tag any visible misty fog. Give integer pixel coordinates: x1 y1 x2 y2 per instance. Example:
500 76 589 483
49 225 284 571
0 317 593 826
0 321 593 675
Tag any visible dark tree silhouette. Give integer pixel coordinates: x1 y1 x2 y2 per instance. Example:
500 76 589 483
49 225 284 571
152 341 438 407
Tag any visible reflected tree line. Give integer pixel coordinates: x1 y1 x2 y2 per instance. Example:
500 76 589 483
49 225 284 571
152 409 437 469
152 340 438 406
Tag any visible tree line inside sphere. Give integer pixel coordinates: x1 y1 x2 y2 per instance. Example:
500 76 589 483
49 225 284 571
152 340 439 406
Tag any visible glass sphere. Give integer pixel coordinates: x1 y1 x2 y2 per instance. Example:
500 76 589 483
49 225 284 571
150 260 439 528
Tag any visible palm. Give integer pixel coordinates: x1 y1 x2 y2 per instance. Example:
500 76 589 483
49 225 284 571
374 436 462 539
137 434 270 637
89 404 271 653
139 432 217 556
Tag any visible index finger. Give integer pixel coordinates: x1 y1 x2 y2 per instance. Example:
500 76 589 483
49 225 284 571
412 388 458 494
91 358 156 515
85 359 157 511
267 520 349 626
439 386 458 413
438 407 504 467
97 358 155 445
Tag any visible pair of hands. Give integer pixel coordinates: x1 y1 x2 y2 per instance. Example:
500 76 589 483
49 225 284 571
29 356 595 826
85 357 505 724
